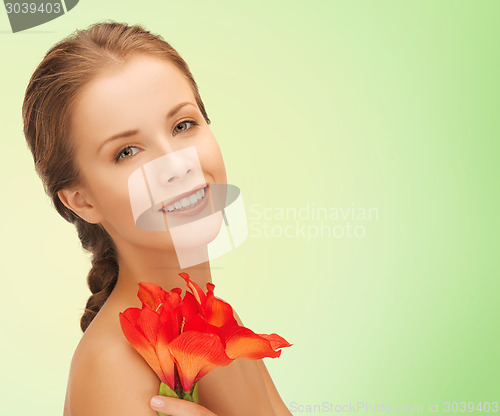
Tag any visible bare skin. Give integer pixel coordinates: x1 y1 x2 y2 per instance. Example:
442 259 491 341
59 54 292 415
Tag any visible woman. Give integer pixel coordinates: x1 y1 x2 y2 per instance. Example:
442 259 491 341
22 20 291 416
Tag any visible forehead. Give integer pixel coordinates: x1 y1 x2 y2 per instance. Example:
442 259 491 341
71 54 195 144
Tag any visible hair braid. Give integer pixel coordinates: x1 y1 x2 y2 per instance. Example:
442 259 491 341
77 221 119 332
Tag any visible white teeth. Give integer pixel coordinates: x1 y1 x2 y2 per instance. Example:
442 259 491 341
160 186 208 213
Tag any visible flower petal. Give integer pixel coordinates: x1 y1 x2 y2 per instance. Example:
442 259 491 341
164 288 183 310
181 291 201 322
119 310 172 386
183 315 224 346
204 286 238 327
219 325 289 359
179 273 206 305
169 331 232 392
137 306 161 344
138 282 167 310
155 335 178 390
257 333 293 350
155 304 183 389
158 303 182 344
119 309 145 346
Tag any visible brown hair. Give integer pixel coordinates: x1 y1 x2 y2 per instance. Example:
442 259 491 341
22 20 211 333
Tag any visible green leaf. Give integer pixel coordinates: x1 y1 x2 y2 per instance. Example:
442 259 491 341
159 382 180 398
192 382 199 404
156 382 179 416
155 382 199 415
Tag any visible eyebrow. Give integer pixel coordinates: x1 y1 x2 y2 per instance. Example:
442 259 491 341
98 101 198 153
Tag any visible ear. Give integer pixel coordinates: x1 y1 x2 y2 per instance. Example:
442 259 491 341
57 187 104 224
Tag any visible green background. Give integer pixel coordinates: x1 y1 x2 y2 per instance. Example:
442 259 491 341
1 1 499 414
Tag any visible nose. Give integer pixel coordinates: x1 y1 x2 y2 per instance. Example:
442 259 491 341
154 146 200 187
128 146 205 223
157 157 194 186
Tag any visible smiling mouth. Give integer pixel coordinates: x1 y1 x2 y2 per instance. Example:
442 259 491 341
159 185 209 213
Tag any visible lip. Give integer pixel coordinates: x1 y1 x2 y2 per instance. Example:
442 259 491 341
160 183 207 208
158 183 211 218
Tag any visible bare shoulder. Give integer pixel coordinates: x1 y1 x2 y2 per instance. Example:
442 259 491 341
64 311 160 416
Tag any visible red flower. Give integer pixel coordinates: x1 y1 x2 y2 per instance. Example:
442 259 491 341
119 273 291 395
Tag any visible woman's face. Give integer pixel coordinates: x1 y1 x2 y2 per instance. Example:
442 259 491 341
63 54 226 252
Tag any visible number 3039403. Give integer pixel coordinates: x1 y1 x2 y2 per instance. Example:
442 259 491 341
5 2 62 14
443 402 498 413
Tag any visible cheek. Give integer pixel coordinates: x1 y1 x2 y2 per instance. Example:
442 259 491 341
197 138 227 183
80 156 130 204
88 170 134 220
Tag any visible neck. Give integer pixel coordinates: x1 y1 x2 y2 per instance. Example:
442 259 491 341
107 236 212 309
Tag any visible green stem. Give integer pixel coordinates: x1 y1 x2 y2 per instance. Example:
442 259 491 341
156 382 199 416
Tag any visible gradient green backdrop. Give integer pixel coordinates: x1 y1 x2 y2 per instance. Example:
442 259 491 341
1 1 499 415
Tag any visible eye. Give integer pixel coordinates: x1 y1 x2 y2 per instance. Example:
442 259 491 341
115 145 140 163
173 119 199 135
